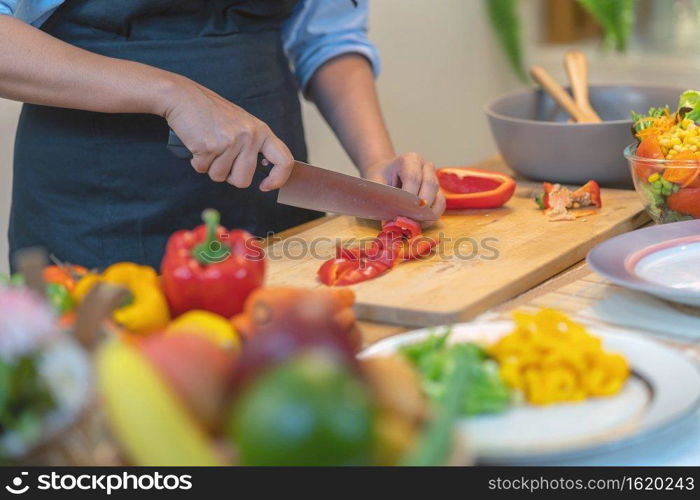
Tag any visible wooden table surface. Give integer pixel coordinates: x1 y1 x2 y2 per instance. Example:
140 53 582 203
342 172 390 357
358 260 700 360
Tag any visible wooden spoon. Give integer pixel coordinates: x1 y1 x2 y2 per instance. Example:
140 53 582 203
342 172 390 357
564 50 602 123
530 65 589 123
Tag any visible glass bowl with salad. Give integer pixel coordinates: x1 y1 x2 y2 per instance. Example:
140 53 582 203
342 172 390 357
627 90 700 223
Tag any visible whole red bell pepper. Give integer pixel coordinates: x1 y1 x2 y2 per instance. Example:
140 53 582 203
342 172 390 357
318 216 437 287
161 209 265 318
437 168 516 209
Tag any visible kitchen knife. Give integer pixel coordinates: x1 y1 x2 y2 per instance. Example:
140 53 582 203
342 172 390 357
167 130 437 222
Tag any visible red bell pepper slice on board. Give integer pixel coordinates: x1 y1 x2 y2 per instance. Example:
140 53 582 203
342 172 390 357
318 258 391 287
318 216 437 287
161 209 265 318
541 180 602 210
382 216 422 238
541 182 555 210
573 180 602 208
437 168 516 209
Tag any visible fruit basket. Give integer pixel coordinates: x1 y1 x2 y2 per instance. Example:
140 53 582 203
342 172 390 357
1 213 473 466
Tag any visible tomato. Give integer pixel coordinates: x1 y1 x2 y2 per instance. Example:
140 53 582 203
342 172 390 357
667 188 700 218
634 136 665 180
636 136 664 159
437 168 516 209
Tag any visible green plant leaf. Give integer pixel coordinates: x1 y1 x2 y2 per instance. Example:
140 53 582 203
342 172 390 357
577 0 635 52
484 0 528 82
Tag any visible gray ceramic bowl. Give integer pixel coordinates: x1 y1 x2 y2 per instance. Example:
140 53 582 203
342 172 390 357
485 85 685 187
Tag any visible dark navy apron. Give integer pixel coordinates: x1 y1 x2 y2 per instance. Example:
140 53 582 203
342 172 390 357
10 0 321 270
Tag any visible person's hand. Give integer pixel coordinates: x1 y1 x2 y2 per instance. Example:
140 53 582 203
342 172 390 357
162 78 293 191
363 152 446 223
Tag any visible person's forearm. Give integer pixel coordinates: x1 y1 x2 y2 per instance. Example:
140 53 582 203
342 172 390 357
0 16 295 190
0 16 178 116
307 53 394 174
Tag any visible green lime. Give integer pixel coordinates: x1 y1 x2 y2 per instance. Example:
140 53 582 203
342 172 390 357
228 349 374 466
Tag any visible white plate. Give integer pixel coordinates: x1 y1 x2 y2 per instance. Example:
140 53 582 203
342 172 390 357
360 320 700 464
634 241 700 291
588 220 700 307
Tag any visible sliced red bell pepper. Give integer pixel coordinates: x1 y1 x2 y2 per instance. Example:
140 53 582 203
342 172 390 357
161 209 265 318
318 258 391 287
382 216 422 238
573 180 602 208
541 182 556 210
400 235 438 260
437 168 516 209
540 180 602 210
318 217 437 286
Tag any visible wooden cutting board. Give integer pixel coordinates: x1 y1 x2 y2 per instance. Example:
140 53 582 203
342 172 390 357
265 173 649 327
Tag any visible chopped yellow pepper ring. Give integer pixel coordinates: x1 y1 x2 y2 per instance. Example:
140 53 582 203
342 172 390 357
489 309 630 406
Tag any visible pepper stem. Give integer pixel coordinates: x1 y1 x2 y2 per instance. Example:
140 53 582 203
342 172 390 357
193 209 231 265
203 208 219 243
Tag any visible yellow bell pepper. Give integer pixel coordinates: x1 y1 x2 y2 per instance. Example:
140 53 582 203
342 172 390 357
72 272 101 304
73 262 170 334
165 310 240 350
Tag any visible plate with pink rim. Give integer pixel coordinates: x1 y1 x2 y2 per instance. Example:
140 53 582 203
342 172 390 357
587 220 700 307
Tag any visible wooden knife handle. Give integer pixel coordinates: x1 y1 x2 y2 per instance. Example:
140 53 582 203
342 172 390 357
166 129 272 176
530 65 587 123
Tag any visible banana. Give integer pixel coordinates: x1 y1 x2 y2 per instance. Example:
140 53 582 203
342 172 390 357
96 338 221 466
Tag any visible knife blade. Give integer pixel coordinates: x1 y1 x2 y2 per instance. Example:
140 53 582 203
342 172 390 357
167 130 436 222
279 160 436 221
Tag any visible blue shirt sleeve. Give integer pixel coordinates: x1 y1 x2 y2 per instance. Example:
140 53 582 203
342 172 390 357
0 1 17 15
1 1 66 26
282 0 381 93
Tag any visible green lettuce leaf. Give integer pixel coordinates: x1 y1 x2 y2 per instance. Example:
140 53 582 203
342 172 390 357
680 91 700 123
399 334 510 417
